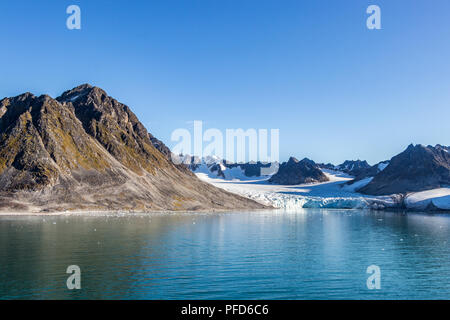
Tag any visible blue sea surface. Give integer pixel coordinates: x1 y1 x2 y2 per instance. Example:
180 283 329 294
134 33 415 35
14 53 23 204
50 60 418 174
0 209 449 299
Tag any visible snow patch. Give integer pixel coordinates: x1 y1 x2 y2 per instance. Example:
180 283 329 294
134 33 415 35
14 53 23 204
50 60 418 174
341 177 373 192
70 94 80 102
378 162 389 171
405 188 450 210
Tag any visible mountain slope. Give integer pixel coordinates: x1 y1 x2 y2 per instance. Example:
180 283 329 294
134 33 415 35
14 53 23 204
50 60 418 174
269 157 329 185
344 160 389 185
359 144 450 195
336 160 371 176
0 85 267 212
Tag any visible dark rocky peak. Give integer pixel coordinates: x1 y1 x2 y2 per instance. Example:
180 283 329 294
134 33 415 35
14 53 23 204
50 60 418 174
57 83 95 102
1 92 36 111
338 159 370 169
58 85 141 135
59 84 175 163
284 157 318 168
5 92 35 104
58 85 170 174
0 93 41 132
287 156 299 164
403 144 449 162
58 84 115 118
435 144 449 151
318 163 336 170
406 143 416 150
269 156 328 185
337 159 371 176
359 144 450 195
345 160 390 186
284 157 316 169
298 157 316 167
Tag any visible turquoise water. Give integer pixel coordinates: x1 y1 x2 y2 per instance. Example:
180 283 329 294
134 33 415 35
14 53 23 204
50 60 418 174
0 209 450 299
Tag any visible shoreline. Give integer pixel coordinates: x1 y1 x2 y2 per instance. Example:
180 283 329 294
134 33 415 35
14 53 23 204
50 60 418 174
1 207 449 217
1 172 448 216
0 207 274 217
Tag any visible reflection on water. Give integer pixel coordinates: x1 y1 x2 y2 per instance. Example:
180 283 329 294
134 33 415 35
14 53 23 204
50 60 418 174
0 210 450 299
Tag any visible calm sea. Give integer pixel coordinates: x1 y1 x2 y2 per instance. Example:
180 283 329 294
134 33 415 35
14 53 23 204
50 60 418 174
1 209 449 299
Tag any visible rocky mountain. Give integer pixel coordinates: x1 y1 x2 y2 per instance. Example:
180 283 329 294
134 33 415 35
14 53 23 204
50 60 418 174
268 157 329 185
359 144 450 195
318 160 373 177
0 84 267 212
346 160 390 183
317 163 336 171
336 160 371 176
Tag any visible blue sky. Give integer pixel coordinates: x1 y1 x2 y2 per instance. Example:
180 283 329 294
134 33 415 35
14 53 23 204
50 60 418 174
1 0 449 165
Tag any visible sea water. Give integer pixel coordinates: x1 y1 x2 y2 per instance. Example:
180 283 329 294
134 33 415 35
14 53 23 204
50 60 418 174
0 209 449 299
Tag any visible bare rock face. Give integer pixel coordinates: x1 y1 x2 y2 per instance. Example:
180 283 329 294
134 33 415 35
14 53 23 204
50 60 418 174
359 144 450 195
345 160 390 185
336 160 371 176
268 157 329 185
0 84 267 212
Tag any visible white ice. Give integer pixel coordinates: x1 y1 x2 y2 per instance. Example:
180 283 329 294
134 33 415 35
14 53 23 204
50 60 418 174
196 169 450 211
405 188 450 210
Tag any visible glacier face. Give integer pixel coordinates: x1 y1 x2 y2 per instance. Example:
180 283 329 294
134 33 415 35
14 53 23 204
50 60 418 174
196 170 449 211
405 188 450 210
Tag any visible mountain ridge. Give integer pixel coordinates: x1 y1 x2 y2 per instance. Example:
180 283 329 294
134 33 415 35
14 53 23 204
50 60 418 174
0 85 267 212
268 157 329 185
359 144 450 195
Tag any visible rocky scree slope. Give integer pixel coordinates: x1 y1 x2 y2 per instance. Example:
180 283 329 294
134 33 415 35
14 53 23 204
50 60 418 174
0 84 267 212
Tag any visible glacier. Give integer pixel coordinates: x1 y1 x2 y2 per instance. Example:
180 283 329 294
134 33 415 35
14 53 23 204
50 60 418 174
196 169 449 211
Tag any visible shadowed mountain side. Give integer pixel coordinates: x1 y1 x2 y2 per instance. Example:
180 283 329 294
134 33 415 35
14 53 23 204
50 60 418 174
269 157 329 185
0 85 268 212
359 144 450 195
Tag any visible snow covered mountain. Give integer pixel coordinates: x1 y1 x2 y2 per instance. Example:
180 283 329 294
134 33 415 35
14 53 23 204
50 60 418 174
186 145 450 212
318 160 373 177
181 155 278 180
336 160 371 176
343 160 390 188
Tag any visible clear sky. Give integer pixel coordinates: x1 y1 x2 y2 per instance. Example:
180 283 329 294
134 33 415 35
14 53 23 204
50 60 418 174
1 0 449 165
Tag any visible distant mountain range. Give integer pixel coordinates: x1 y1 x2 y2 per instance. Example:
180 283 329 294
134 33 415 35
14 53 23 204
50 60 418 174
287 145 449 196
182 155 278 180
318 159 389 178
188 144 450 198
0 85 266 212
